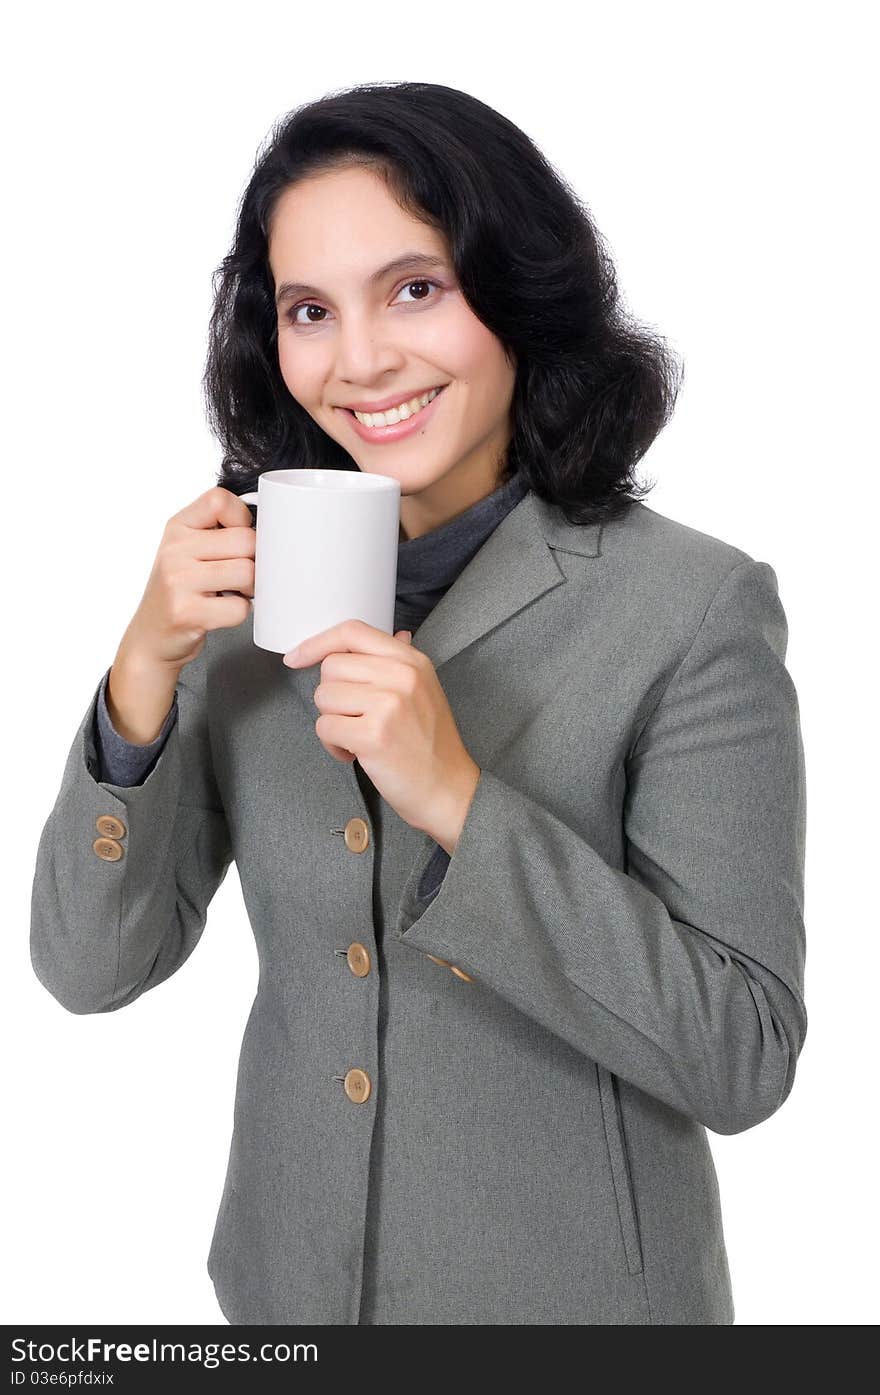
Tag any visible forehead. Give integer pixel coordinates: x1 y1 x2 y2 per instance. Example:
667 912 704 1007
267 166 447 274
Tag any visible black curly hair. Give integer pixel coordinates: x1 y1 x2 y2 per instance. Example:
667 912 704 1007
203 80 683 526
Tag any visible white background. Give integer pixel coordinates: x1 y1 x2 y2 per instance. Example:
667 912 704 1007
3 0 876 1326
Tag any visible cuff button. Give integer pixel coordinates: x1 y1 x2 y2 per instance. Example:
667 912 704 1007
93 837 124 862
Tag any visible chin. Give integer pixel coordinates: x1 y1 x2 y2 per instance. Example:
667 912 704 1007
362 460 448 491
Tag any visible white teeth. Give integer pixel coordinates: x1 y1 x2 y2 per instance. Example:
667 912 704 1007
354 386 441 428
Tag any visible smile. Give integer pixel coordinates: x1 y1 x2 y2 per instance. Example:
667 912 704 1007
354 386 442 426
340 385 447 444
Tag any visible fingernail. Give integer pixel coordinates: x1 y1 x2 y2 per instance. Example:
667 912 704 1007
284 645 301 665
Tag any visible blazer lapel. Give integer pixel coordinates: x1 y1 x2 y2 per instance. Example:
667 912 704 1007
411 487 603 671
283 487 603 813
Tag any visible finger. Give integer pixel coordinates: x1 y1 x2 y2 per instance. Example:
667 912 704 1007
191 526 257 561
315 712 362 754
175 485 254 533
321 740 357 763
314 680 365 717
316 652 418 687
284 618 406 668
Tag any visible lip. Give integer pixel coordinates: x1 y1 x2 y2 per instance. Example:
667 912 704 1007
338 385 447 444
339 386 446 413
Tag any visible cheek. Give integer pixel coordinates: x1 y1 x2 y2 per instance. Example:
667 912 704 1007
276 338 298 392
419 298 497 377
447 315 512 389
277 342 325 407
456 330 516 417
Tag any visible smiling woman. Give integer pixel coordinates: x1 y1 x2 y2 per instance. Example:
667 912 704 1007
32 80 807 1330
203 81 682 542
260 161 523 541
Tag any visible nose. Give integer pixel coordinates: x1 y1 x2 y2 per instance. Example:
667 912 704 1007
333 309 406 387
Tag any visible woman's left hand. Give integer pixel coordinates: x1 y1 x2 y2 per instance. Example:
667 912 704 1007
283 619 480 855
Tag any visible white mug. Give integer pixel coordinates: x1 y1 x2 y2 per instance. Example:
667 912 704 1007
222 468 401 654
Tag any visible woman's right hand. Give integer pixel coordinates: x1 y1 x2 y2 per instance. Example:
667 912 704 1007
117 486 257 673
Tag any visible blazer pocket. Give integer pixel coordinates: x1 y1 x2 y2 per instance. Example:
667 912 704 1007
596 1063 645 1276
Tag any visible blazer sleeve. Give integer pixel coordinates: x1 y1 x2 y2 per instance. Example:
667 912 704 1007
30 636 233 1015
393 559 808 1136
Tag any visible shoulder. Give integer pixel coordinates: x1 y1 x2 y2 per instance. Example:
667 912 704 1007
526 495 786 661
605 500 753 566
532 495 759 594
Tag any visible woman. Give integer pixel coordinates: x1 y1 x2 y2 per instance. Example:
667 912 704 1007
30 81 808 1325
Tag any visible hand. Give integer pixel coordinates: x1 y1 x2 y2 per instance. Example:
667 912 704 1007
283 619 480 855
121 487 256 673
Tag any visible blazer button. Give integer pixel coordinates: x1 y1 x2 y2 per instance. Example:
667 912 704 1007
426 953 452 967
450 965 474 982
96 815 127 839
345 942 371 977
343 1068 372 1103
93 837 124 862
344 817 370 853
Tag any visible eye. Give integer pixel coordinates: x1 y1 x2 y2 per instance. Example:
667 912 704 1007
285 278 441 327
395 278 439 304
287 302 329 327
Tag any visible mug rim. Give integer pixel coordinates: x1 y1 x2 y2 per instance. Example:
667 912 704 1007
260 468 399 493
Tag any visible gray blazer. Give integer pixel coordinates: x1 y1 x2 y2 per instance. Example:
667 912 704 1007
29 492 808 1325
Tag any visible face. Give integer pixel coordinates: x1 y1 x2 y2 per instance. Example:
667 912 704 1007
267 164 517 539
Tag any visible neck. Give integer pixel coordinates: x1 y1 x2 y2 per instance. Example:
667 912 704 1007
398 431 512 541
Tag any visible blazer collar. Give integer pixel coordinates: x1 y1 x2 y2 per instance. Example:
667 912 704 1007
411 488 603 671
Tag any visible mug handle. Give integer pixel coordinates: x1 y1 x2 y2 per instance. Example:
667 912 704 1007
218 490 259 605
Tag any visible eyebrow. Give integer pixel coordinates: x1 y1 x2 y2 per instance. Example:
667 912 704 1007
274 252 448 308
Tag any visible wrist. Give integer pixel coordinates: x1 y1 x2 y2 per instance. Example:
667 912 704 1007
107 649 181 746
430 758 481 856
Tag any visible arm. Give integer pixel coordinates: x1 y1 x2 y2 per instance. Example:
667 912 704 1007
394 560 808 1135
30 635 233 1015
94 668 179 787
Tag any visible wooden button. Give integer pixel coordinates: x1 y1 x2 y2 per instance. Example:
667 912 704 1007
96 815 126 839
450 965 474 982
426 953 452 967
93 837 124 862
343 1068 372 1103
345 942 371 977
344 817 370 853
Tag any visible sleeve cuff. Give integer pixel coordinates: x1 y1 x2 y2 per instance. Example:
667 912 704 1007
94 667 179 787
394 768 495 950
416 843 451 904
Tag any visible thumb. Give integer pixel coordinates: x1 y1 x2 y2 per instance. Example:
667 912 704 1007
395 629 413 644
